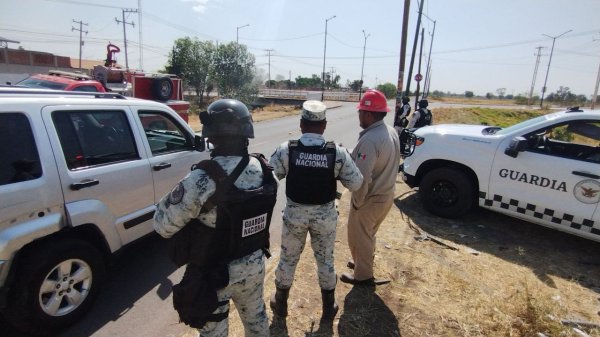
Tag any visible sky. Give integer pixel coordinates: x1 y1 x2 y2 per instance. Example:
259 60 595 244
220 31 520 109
2 0 600 97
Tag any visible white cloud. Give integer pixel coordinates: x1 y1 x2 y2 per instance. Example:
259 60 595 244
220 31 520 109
181 0 210 14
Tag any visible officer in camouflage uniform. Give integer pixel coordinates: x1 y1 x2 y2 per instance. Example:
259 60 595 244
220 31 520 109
154 99 275 337
269 100 363 320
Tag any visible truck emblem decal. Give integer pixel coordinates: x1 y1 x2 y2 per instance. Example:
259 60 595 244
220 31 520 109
498 169 567 192
574 179 600 204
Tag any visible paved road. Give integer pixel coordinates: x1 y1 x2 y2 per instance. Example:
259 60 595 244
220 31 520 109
1 101 376 337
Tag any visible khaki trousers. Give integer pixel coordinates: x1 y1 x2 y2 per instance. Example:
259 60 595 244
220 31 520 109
347 195 394 280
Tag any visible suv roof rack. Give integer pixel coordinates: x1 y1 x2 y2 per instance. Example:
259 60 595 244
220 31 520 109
0 87 126 99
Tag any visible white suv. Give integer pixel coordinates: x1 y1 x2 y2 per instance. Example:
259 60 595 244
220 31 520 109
400 107 600 243
0 87 209 334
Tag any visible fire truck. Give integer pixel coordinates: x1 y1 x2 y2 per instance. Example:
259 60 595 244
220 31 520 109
16 43 190 123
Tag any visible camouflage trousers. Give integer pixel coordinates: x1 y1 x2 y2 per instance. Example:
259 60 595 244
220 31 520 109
275 216 337 290
197 249 269 337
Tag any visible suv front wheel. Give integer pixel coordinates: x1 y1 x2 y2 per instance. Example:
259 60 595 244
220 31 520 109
419 167 475 218
4 239 105 335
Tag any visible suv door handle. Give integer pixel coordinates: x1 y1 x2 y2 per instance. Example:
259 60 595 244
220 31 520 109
572 171 600 179
70 179 100 190
153 162 172 171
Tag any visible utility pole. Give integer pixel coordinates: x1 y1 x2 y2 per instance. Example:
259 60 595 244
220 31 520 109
404 0 425 100
138 0 143 70
539 29 571 108
592 61 600 110
413 27 425 108
321 15 336 101
115 8 138 70
265 49 274 88
395 0 410 108
71 19 88 72
359 29 371 100
424 61 433 96
528 46 544 106
236 24 250 45
422 14 436 99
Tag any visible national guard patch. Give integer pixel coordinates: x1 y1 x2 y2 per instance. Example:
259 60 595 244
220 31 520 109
169 182 185 205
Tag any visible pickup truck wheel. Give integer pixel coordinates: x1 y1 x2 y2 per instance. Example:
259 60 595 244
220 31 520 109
419 167 475 218
152 77 173 101
3 240 105 335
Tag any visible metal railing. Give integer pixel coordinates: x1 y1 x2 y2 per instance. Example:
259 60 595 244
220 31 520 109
259 89 360 102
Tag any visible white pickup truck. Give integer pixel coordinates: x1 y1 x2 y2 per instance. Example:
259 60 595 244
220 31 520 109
400 107 600 243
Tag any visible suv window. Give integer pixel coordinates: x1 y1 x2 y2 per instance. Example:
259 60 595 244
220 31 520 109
0 113 42 185
138 110 193 155
52 110 139 169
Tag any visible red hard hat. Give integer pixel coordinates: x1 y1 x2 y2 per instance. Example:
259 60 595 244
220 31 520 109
357 89 390 112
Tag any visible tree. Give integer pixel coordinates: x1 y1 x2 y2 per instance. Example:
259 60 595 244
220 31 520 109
486 92 494 99
430 90 444 98
496 88 506 99
166 37 215 103
295 74 321 89
465 91 474 98
212 42 257 102
376 83 397 99
349 80 363 92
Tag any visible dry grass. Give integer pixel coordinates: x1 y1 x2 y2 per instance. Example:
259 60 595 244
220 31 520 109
178 180 600 337
430 96 521 106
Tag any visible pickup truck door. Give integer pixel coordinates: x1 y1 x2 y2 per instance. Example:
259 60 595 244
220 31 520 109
131 107 207 204
42 105 155 248
489 120 600 240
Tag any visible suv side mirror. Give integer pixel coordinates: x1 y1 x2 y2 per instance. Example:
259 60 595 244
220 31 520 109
194 135 206 152
504 136 528 158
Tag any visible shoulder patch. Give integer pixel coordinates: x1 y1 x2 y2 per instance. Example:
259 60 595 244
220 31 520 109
168 182 185 205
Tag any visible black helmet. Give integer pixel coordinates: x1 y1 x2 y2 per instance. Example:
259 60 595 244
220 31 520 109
418 99 429 108
402 96 409 104
200 99 254 138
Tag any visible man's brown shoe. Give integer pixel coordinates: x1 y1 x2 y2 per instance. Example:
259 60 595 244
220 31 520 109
340 273 391 286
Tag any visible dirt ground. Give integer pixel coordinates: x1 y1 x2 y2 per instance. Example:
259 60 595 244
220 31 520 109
178 178 600 337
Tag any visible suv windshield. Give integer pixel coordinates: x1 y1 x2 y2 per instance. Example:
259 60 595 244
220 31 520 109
17 78 67 90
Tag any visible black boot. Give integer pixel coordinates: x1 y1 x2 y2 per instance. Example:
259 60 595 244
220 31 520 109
270 287 290 317
321 288 339 320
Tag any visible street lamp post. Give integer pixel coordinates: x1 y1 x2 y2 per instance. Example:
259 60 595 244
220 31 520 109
236 24 250 45
539 29 572 108
359 30 371 100
321 15 336 101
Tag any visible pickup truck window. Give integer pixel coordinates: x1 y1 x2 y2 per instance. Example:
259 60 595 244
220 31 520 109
138 110 192 155
52 110 139 169
0 113 43 185
524 120 600 163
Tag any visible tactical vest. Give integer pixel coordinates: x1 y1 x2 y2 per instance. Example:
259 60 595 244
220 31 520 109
414 108 432 128
286 140 336 205
168 154 277 268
